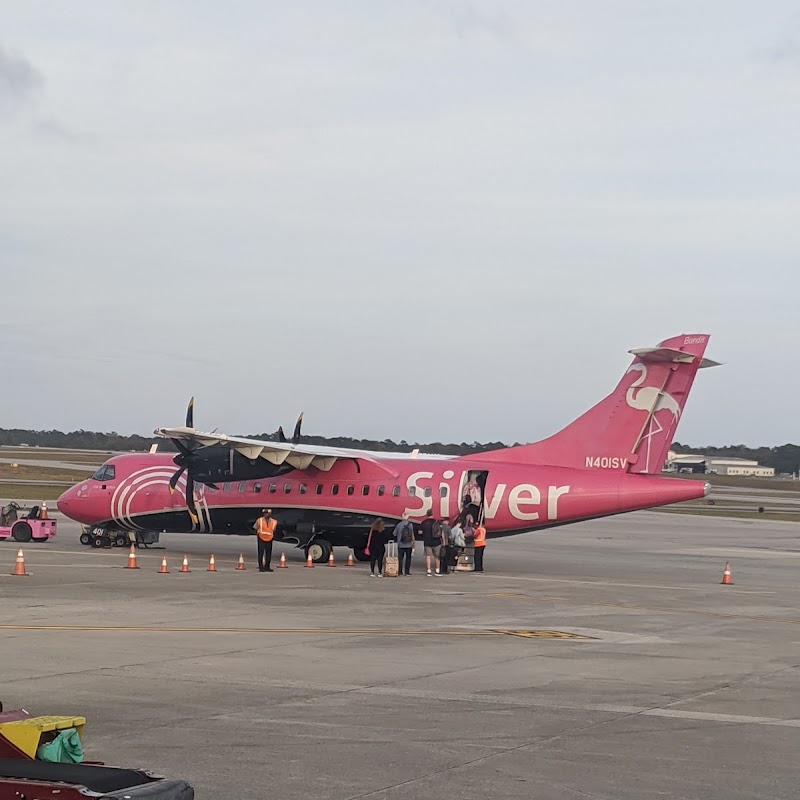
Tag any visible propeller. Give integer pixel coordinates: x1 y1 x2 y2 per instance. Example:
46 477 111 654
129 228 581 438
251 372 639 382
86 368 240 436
278 412 304 444
168 398 200 524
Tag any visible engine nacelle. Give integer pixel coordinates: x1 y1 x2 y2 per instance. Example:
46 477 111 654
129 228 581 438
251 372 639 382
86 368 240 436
187 444 293 483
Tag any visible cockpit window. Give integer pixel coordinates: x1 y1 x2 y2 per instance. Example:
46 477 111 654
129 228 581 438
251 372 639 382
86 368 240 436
91 465 115 481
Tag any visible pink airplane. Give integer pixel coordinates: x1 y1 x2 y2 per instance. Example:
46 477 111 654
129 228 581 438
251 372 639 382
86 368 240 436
57 334 718 562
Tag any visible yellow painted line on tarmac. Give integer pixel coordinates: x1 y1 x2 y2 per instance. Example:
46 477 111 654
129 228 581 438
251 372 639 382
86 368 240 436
0 624 588 639
494 629 592 640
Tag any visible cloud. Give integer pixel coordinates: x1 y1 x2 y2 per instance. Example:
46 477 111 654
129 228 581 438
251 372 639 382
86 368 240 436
34 115 79 142
761 38 800 65
448 1 514 41
0 45 43 116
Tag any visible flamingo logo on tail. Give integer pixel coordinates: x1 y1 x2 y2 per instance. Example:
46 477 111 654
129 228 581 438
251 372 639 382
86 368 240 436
625 363 682 472
625 364 682 420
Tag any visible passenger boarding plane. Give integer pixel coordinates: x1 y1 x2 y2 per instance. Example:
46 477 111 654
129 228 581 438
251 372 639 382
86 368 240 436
57 334 719 562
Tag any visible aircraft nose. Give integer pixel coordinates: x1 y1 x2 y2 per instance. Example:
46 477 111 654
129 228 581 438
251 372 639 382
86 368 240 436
57 484 88 521
56 486 75 517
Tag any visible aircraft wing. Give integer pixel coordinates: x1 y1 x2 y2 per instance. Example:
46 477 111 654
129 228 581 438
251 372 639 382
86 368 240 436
154 427 447 475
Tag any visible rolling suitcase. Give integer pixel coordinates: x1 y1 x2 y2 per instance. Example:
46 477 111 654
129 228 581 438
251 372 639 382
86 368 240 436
384 541 399 577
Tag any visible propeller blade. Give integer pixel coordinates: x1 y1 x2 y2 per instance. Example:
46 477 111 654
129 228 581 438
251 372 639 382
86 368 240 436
168 465 186 495
292 412 304 444
185 472 199 525
186 397 195 429
173 439 193 459
277 426 286 443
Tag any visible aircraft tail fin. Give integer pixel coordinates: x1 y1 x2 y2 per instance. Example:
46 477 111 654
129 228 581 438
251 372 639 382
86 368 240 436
470 334 717 474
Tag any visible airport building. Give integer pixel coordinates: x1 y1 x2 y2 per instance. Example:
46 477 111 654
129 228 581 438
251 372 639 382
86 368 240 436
666 452 775 477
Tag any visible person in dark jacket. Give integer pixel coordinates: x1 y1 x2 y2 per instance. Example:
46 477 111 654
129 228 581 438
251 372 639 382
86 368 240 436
367 518 391 577
420 510 443 576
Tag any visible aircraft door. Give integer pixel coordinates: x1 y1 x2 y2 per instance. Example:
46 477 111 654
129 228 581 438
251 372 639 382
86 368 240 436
460 470 488 524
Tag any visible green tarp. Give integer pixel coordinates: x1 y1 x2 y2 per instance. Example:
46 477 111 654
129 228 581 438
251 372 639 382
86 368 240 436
36 728 84 763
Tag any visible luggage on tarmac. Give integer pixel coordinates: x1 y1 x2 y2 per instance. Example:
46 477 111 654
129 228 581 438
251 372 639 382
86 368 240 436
384 541 399 577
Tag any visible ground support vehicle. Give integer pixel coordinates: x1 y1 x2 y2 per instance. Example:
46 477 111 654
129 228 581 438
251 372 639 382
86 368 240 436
0 503 57 543
0 703 193 799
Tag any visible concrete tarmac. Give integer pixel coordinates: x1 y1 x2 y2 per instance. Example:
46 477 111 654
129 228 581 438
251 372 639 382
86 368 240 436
2 513 799 799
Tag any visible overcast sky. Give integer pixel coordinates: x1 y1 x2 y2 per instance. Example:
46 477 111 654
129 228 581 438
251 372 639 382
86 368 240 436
1 2 798 446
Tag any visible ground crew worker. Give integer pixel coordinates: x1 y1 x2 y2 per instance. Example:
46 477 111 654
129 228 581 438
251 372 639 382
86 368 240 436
473 520 486 572
255 508 277 572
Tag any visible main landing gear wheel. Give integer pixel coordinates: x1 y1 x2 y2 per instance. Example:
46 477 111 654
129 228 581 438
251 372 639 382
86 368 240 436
11 522 32 543
305 539 332 564
353 548 370 562
91 536 111 548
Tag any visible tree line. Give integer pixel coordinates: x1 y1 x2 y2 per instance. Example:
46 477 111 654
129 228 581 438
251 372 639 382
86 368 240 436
0 428 514 457
1 428 798 474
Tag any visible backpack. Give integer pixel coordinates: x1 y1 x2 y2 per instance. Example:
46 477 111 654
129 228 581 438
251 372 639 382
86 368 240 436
400 522 413 544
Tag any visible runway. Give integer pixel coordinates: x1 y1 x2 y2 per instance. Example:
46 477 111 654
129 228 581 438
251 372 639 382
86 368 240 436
2 512 799 799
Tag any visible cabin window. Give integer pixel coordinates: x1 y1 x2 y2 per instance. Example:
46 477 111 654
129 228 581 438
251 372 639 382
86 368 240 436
424 487 432 498
362 485 369 496
254 483 261 494
315 484 323 494
439 486 448 498
299 483 307 494
408 486 416 497
377 485 385 496
238 482 247 493
283 483 292 494
268 483 277 494
392 486 401 497
331 484 339 495
347 485 354 495
223 482 231 492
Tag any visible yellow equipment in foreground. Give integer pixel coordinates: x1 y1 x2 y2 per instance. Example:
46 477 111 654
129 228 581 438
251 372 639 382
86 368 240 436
0 715 85 759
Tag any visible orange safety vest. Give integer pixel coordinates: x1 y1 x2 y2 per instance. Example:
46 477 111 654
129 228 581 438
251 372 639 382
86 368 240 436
256 517 277 542
474 525 486 548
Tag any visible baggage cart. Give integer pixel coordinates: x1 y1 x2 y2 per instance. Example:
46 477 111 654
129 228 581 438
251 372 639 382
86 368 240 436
455 546 475 571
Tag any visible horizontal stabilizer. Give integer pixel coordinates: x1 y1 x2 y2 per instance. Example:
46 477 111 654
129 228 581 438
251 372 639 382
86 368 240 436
628 347 722 370
628 346 695 363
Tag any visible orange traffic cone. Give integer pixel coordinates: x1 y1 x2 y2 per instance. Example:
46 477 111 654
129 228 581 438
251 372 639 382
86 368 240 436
721 561 733 585
12 548 28 576
125 544 140 569
278 552 288 569
305 552 314 568
328 551 336 567
346 551 354 567
236 553 246 571
39 501 48 520
158 556 169 574
207 554 217 572
180 556 190 573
